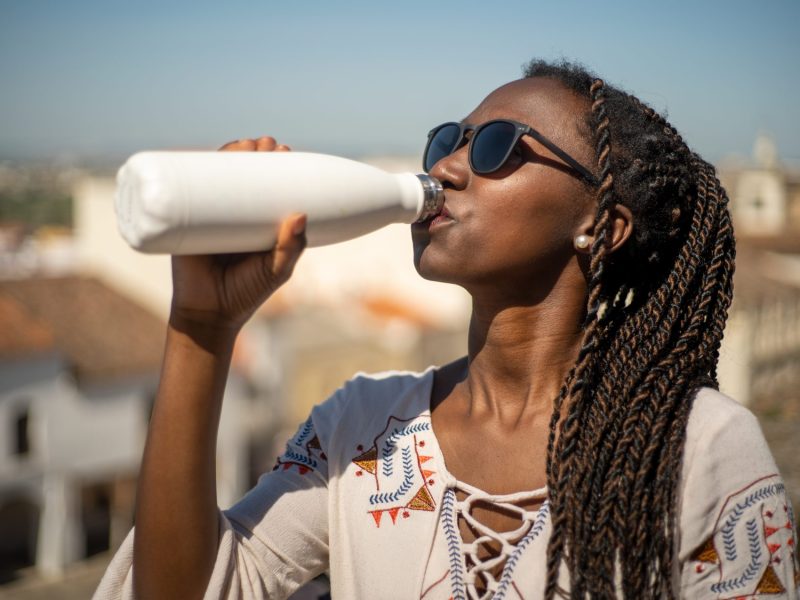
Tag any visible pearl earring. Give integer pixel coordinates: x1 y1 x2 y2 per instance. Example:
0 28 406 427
574 234 591 250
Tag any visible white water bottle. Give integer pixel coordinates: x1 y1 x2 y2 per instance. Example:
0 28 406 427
115 151 444 255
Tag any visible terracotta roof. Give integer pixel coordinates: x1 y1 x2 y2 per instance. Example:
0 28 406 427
359 293 435 328
0 294 54 358
0 276 166 383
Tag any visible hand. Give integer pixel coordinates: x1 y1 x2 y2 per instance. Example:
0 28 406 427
169 137 306 337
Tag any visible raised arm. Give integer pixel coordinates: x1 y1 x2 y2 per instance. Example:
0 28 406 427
132 137 306 600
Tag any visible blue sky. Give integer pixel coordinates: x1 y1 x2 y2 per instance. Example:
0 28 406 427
1 0 798 164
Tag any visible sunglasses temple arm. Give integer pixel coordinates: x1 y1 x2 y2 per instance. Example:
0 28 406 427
528 130 600 186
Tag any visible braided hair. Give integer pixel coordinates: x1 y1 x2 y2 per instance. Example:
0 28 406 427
524 60 736 598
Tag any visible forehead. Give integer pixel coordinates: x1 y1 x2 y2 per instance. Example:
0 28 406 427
466 77 591 145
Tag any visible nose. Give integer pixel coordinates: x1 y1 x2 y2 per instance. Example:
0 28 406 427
428 144 469 191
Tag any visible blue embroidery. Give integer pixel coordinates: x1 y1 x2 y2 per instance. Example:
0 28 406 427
719 482 782 561
380 422 430 478
722 524 737 561
281 449 318 469
295 417 314 445
369 447 415 505
442 488 467 600
494 502 550 599
274 417 322 472
441 489 549 600
711 518 763 594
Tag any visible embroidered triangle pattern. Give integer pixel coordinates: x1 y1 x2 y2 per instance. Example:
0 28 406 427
353 421 439 528
407 486 436 511
353 448 378 474
755 564 786 594
690 537 719 564
765 525 781 538
370 511 383 527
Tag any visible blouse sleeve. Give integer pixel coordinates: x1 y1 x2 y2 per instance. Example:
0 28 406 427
93 411 334 600
678 388 800 599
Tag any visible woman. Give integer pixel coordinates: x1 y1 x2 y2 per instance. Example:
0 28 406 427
95 60 799 599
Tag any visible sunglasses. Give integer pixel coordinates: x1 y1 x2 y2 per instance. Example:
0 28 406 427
423 119 599 186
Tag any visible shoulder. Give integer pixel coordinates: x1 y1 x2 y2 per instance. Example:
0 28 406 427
678 388 800 598
341 369 436 400
683 387 776 487
313 368 434 415
272 368 435 478
686 386 762 439
308 368 435 446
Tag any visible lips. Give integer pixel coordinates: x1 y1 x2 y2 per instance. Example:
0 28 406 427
411 199 456 234
427 204 455 229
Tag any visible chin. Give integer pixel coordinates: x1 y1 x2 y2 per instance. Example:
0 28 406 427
412 232 482 287
413 250 469 287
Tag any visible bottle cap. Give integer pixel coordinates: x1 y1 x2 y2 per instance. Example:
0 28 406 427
415 175 444 222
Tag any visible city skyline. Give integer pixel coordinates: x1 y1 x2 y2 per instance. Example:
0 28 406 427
1 0 799 164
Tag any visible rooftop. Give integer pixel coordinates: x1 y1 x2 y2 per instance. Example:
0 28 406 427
0 276 165 383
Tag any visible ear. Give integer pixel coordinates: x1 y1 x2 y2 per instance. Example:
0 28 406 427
574 204 634 254
608 204 634 253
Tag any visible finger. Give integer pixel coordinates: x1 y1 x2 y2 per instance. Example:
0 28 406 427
268 213 307 282
218 138 257 152
276 144 291 152
255 136 278 151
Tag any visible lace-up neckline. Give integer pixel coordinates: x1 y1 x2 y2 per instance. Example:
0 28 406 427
438 470 549 600
424 369 551 599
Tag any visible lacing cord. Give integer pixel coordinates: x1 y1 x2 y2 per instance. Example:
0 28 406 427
451 480 548 600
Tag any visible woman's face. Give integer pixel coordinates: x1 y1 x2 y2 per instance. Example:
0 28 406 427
412 77 598 298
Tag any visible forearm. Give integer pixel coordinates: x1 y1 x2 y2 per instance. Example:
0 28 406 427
133 318 237 600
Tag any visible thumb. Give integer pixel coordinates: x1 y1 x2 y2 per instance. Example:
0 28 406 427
268 213 307 283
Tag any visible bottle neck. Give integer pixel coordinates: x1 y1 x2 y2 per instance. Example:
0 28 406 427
414 174 444 222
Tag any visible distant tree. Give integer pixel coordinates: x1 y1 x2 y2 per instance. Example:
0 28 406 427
0 188 73 229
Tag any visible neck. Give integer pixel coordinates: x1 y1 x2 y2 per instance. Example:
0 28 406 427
461 282 587 428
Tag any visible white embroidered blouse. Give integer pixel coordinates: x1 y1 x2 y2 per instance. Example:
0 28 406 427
94 368 800 599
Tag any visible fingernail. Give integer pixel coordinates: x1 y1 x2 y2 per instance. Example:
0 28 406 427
292 215 307 236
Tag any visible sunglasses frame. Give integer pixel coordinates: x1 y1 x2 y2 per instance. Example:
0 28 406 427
423 119 599 187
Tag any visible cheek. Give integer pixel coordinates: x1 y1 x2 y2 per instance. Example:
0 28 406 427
410 179 588 284
411 217 570 286
487 190 578 260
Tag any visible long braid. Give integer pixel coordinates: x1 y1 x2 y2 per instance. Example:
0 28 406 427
526 59 736 599
543 76 616 599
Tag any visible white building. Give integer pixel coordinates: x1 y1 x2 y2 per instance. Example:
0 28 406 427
720 134 800 235
718 238 800 412
717 136 800 411
0 276 256 579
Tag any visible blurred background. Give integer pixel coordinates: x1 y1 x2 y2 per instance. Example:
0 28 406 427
1 0 798 597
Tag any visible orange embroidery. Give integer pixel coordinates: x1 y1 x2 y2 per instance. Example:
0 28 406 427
352 417 438 527
407 486 436 511
755 565 786 594
691 537 720 564
353 447 378 474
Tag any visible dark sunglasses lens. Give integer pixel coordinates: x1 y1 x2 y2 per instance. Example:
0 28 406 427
424 124 461 171
471 121 518 173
